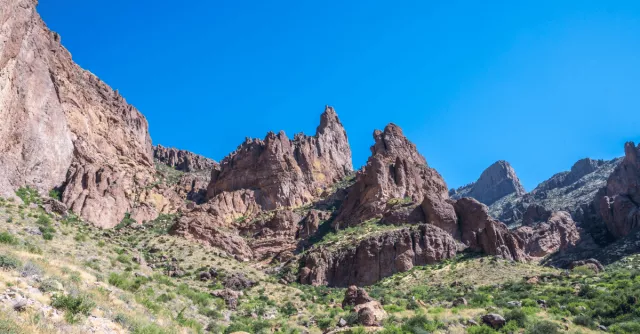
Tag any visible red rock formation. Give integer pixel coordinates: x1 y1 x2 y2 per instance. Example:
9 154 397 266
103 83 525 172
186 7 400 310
173 107 352 258
299 224 459 287
207 106 352 212
599 142 640 238
333 123 453 230
514 211 580 257
453 198 529 262
0 0 163 228
154 145 217 172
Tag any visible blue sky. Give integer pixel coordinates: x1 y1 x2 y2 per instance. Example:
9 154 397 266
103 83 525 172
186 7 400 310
38 0 640 190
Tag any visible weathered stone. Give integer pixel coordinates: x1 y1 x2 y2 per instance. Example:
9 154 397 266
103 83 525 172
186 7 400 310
299 224 458 287
599 142 640 239
569 258 604 274
333 123 453 230
154 145 216 172
481 313 506 329
0 0 171 228
514 211 580 257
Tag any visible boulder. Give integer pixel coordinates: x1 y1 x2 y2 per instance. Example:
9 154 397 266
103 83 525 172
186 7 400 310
481 314 506 329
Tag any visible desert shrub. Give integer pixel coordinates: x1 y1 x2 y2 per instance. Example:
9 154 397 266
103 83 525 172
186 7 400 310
316 317 333 330
108 272 149 292
526 320 560 334
115 212 136 230
0 231 17 245
39 278 63 292
51 293 96 323
20 261 43 277
15 186 39 205
505 308 528 327
610 321 640 333
0 254 21 270
176 283 212 306
401 314 445 332
48 188 61 201
0 316 22 334
573 314 596 328
467 325 498 334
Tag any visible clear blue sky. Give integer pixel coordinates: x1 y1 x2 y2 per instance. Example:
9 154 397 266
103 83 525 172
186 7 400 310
38 0 640 190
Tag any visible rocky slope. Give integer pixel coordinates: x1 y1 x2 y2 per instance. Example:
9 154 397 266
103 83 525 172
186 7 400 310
467 158 621 228
0 0 169 228
297 124 580 286
450 160 526 205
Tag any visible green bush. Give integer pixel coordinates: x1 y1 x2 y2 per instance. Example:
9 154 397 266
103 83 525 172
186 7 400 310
467 325 498 334
573 314 595 328
0 231 18 245
15 186 39 205
526 320 560 334
51 293 96 323
610 321 640 333
48 189 61 201
505 308 528 327
0 254 21 270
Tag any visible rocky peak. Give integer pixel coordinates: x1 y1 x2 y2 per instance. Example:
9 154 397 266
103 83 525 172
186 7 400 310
599 142 640 238
452 160 525 205
153 145 217 172
333 123 452 229
206 107 352 209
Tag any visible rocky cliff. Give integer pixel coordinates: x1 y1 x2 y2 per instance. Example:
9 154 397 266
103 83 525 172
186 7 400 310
0 0 163 227
451 161 525 205
480 158 620 229
333 123 453 230
154 145 217 172
599 142 640 239
172 107 352 259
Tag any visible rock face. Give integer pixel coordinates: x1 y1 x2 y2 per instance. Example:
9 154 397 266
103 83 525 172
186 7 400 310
0 0 161 228
487 157 620 229
451 161 525 205
599 142 640 239
514 211 580 258
153 145 216 172
206 106 352 212
172 107 352 259
342 286 387 327
299 224 459 287
333 123 453 230
453 198 529 262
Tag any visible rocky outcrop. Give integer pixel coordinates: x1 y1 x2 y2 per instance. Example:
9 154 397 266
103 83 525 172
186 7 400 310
342 286 387 327
536 158 607 193
299 224 459 287
0 0 164 228
333 123 453 229
169 216 253 261
599 142 640 239
153 145 217 172
487 157 620 229
514 211 580 257
450 161 525 205
453 198 529 262
172 107 352 258
238 210 301 260
206 106 352 212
